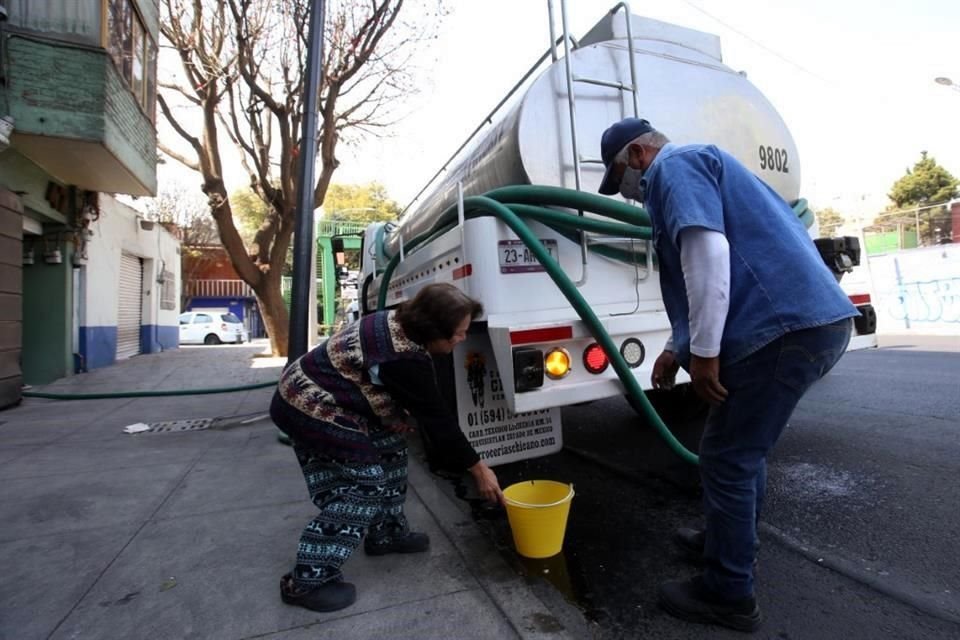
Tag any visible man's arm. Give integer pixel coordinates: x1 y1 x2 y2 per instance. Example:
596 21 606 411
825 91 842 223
678 226 730 405
678 227 730 357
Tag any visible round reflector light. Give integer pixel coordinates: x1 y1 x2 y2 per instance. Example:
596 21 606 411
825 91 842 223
582 343 609 374
544 348 571 379
620 338 645 368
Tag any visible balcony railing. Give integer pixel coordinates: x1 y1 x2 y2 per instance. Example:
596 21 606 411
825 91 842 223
185 279 255 299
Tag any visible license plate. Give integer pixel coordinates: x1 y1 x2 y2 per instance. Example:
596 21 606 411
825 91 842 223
498 239 558 273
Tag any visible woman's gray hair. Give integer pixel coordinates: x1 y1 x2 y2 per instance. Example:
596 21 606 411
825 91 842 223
614 130 671 164
395 283 482 345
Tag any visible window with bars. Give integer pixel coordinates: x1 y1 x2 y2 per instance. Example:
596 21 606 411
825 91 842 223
106 0 157 122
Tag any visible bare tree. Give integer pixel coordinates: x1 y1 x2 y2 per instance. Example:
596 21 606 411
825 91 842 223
157 0 437 355
144 182 221 310
144 181 219 243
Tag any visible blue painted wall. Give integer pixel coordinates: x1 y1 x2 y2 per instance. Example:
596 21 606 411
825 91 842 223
78 325 117 371
141 324 178 354
79 324 178 370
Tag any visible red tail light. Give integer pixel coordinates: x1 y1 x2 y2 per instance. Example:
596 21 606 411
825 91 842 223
583 343 609 374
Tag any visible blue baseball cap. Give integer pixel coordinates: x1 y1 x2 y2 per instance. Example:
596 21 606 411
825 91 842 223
598 117 654 195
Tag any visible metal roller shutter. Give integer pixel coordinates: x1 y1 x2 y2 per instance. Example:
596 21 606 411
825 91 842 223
117 253 142 359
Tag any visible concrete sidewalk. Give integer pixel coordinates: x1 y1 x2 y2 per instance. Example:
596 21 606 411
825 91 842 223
0 342 593 640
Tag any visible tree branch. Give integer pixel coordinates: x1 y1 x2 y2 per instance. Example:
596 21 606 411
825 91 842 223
157 94 204 156
158 142 200 172
226 0 285 117
158 81 203 106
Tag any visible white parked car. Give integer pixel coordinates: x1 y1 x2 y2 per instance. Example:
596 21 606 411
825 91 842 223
179 311 249 345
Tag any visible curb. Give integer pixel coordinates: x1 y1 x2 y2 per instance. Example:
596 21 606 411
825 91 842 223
405 443 598 640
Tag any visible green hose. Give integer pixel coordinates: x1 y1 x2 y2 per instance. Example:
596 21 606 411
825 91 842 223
376 190 698 465
486 185 651 226
502 203 653 265
502 203 651 239
22 380 276 400
376 190 658 307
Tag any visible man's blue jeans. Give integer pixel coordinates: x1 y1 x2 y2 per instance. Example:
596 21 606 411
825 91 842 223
700 319 853 599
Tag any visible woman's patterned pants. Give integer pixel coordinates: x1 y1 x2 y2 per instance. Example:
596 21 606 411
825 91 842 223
291 429 409 588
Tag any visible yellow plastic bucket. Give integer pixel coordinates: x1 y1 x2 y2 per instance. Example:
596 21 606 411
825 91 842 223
503 480 575 558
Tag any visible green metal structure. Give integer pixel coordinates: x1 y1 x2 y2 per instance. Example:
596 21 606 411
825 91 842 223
316 219 366 334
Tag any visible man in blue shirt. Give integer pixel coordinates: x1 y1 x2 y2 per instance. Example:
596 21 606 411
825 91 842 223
598 118 858 632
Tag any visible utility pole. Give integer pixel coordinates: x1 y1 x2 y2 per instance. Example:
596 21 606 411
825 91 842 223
288 0 326 363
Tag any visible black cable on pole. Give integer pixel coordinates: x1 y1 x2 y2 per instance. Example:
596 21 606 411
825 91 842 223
288 0 326 363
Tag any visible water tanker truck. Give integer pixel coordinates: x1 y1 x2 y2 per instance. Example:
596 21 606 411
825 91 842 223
357 4 877 466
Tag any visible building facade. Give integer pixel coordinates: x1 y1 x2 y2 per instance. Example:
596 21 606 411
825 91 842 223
77 194 180 371
0 0 160 406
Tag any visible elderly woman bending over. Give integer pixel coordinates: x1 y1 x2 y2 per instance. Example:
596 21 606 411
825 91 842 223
271 283 504 613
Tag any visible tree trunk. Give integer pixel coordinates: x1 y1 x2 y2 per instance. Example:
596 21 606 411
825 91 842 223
256 281 290 357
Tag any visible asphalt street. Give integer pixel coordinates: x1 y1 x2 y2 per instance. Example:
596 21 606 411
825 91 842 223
471 335 960 639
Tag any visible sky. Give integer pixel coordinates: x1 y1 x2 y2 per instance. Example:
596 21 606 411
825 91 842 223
158 0 960 225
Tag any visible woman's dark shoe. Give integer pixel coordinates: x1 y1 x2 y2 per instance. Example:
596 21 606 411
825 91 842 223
364 531 430 556
658 575 762 633
280 573 356 612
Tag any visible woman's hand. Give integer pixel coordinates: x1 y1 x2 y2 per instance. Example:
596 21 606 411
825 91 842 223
468 461 505 506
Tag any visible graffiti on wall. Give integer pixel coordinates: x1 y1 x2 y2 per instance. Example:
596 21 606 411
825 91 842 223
881 277 960 324
869 246 960 332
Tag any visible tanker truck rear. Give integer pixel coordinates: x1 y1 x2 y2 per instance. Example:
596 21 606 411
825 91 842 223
357 6 876 466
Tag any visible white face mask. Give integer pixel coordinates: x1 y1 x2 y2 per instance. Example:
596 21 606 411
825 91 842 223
619 166 645 201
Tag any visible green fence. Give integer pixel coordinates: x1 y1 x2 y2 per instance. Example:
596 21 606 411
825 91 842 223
865 230 918 255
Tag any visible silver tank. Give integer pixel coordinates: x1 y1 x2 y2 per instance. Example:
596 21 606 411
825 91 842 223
385 13 800 256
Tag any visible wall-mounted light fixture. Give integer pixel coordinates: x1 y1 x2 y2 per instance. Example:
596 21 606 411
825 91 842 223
43 235 62 264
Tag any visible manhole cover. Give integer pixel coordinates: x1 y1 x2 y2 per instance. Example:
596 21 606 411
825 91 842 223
145 419 214 433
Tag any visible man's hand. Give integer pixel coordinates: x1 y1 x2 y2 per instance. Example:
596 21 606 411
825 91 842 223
690 354 727 406
652 350 680 390
469 461 506 506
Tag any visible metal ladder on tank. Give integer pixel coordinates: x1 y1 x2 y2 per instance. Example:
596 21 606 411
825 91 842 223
548 0 650 291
